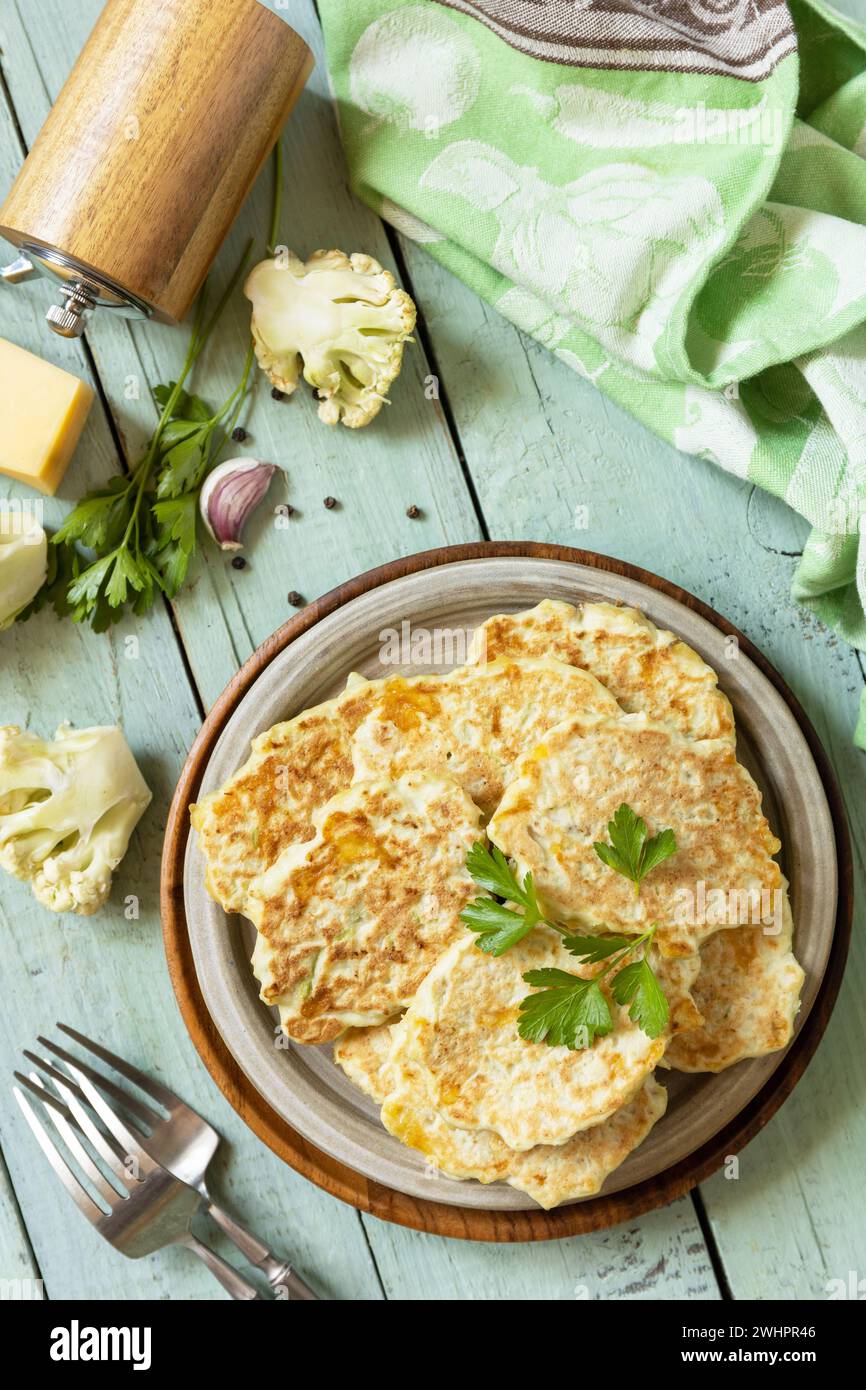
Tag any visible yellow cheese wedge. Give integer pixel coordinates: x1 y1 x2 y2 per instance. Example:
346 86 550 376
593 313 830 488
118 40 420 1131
0 338 94 495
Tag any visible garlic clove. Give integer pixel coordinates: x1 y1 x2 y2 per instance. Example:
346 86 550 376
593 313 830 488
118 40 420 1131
199 458 278 551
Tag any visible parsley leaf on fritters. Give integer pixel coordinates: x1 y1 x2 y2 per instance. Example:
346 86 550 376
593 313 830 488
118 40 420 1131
460 898 537 955
518 970 613 1049
593 803 677 893
461 840 548 955
610 957 670 1039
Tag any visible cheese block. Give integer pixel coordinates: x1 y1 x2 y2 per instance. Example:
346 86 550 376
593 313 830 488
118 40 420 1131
0 338 94 495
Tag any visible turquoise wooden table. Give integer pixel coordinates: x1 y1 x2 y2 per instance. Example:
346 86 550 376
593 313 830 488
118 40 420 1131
0 0 863 1301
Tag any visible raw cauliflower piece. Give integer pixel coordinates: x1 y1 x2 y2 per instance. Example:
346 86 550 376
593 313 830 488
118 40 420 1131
244 249 416 428
0 510 48 630
0 723 151 915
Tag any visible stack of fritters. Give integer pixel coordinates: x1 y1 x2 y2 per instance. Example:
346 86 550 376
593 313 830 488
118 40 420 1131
191 600 804 1207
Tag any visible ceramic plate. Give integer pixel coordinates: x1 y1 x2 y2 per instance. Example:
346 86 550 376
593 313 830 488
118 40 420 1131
180 555 838 1210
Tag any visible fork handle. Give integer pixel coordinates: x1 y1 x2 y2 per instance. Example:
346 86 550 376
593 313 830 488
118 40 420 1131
180 1232 263 1300
206 1202 318 1300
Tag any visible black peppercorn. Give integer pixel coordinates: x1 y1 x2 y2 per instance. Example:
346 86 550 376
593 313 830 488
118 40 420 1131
231 555 247 570
323 496 337 510
271 387 285 401
231 426 247 442
288 590 304 607
406 504 421 519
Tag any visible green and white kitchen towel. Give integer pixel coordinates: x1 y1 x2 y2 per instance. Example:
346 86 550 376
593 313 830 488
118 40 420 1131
318 0 866 744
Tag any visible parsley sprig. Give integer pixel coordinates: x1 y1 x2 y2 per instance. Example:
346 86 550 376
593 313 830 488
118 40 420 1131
461 802 678 1052
459 842 557 954
44 254 256 630
519 926 668 1049
593 803 677 895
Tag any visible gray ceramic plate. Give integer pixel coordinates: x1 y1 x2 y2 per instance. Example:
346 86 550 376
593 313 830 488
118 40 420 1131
182 556 837 1210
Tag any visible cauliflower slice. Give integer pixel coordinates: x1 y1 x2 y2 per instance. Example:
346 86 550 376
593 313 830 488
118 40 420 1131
0 510 48 630
0 723 151 916
244 249 416 428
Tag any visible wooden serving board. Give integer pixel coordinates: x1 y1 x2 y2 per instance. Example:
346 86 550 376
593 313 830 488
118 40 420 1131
160 542 853 1242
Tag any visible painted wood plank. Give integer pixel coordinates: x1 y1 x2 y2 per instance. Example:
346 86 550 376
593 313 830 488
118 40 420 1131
394 215 866 1300
0 78 382 1299
367 1196 719 1301
0 1149 42 1298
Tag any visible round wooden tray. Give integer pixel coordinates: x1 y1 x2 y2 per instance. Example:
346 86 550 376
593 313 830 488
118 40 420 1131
161 542 853 1242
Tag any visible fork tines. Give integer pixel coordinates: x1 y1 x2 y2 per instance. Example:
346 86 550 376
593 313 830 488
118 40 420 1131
12 1026 162 1230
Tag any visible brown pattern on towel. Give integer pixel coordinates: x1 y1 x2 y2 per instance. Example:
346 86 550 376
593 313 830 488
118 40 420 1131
433 0 797 81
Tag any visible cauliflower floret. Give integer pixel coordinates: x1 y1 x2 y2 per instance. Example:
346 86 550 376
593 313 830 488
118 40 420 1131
0 510 48 630
0 723 151 916
244 249 416 429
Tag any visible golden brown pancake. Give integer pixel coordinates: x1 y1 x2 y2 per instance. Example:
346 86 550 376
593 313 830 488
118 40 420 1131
489 711 781 958
192 657 618 916
665 888 803 1072
335 1000 669 1208
383 1056 668 1208
333 1021 397 1100
246 773 483 1043
384 929 690 1149
350 657 620 816
473 599 735 744
190 683 373 916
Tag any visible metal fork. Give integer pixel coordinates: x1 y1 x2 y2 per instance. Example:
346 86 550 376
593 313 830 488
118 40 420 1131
15 1025 317 1299
14 1061 262 1299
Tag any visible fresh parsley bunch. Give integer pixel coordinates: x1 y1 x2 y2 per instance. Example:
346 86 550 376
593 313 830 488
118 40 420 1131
46 266 255 631
461 803 678 1052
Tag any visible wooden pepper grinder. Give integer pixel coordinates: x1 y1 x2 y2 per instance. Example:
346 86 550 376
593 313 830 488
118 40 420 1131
0 0 312 337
